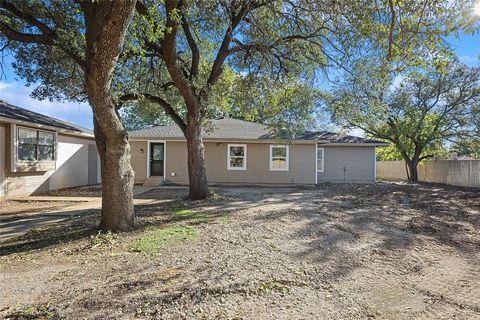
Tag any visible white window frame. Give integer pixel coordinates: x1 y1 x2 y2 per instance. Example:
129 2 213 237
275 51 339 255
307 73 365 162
227 144 247 171
316 146 324 173
269 145 289 171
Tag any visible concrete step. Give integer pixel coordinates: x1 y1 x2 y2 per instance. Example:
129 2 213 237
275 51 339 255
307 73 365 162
143 176 165 187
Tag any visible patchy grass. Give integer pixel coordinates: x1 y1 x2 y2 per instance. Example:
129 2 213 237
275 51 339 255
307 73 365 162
172 208 211 221
216 215 232 224
131 226 198 254
171 208 192 216
6 303 60 320
4 184 479 319
172 208 231 224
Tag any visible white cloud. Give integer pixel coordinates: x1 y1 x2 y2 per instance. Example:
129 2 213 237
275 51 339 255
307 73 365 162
0 81 93 129
347 128 366 137
390 74 405 90
0 82 13 90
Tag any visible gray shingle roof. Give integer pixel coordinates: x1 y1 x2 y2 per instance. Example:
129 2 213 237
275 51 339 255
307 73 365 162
129 118 271 139
0 100 93 134
129 118 387 145
295 131 386 144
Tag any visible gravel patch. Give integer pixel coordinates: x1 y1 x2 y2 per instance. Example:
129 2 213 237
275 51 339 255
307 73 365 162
0 182 479 319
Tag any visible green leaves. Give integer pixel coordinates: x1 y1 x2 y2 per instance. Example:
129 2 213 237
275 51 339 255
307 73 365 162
2 0 478 141
0 0 85 100
327 59 480 163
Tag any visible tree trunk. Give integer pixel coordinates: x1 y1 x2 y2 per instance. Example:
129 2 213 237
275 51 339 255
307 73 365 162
185 107 209 200
160 0 210 200
82 1 137 231
405 158 419 182
94 117 135 230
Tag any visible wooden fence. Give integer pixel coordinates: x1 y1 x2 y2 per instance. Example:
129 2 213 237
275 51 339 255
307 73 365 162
376 160 480 188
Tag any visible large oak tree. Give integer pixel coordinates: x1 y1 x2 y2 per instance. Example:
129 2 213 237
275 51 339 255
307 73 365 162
0 0 138 230
1 0 474 211
327 60 480 181
119 0 466 199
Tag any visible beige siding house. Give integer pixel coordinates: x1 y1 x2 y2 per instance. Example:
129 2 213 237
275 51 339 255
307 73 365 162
0 101 100 197
129 119 387 186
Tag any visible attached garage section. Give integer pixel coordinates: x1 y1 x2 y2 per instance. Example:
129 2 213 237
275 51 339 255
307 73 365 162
317 146 376 183
48 134 99 191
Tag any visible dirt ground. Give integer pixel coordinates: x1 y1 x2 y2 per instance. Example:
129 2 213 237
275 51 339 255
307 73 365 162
0 184 100 220
0 182 479 319
0 200 77 220
44 185 102 198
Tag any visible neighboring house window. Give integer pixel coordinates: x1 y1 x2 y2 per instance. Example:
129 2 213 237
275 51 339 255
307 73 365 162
317 146 324 172
227 144 247 170
270 145 289 171
17 127 55 161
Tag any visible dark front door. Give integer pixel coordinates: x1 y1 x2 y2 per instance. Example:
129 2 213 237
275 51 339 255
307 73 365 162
150 143 164 176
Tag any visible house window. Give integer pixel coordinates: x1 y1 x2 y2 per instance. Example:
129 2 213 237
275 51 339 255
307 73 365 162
317 146 324 172
17 127 55 161
227 144 247 170
270 145 289 171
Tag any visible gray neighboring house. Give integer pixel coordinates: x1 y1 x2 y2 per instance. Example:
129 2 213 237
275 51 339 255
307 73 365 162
128 118 388 186
0 101 100 197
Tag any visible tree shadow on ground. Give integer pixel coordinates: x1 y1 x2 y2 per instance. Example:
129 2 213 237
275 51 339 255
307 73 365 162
2 183 479 319
0 191 233 256
1 182 478 261
0 210 101 256
250 182 480 285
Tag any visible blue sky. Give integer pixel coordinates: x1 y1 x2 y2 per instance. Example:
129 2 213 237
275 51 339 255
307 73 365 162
0 33 479 130
447 33 480 65
0 52 93 129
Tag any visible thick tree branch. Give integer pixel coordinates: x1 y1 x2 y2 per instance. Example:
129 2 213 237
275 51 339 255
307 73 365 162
0 0 56 38
206 1 254 87
161 0 199 111
143 93 186 134
387 0 395 60
135 0 148 15
180 12 199 79
0 0 86 69
0 21 54 45
418 154 434 161
120 92 187 134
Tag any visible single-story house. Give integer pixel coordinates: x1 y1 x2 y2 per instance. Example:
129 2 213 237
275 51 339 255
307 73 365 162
128 118 388 186
0 101 100 197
